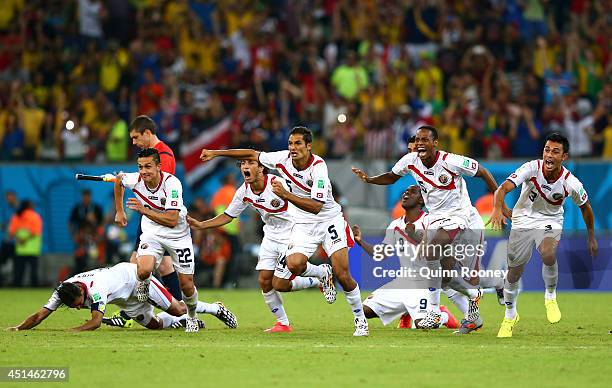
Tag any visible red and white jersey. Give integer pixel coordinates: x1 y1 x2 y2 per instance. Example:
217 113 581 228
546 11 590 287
383 211 429 269
258 151 342 223
507 160 588 227
121 172 190 239
225 174 293 243
392 151 478 220
44 263 138 315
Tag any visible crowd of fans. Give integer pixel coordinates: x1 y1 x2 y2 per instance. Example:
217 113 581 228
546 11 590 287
0 0 611 163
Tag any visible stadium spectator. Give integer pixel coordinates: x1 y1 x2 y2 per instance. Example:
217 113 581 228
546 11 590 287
68 189 103 274
0 190 19 287
8 199 42 287
210 174 240 288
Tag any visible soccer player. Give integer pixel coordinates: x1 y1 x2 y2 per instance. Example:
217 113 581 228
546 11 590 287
352 185 460 329
488 132 597 338
8 262 235 331
187 160 322 333
114 148 224 332
352 125 508 333
199 127 369 336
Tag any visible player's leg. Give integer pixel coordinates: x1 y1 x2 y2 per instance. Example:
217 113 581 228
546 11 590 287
260 270 292 332
538 232 562 323
158 254 183 301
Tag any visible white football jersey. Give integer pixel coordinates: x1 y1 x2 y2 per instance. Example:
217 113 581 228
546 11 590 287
392 151 478 220
225 174 294 243
44 263 138 314
507 160 588 227
121 172 190 239
258 151 342 222
382 211 429 269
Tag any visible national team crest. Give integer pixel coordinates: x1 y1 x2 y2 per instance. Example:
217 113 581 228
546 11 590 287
307 179 313 187
438 174 449 184
161 198 166 205
271 199 281 207
552 193 563 201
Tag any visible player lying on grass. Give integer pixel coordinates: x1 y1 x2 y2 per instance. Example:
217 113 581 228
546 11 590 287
199 127 368 336
488 132 597 338
352 185 460 329
188 160 322 333
8 263 236 331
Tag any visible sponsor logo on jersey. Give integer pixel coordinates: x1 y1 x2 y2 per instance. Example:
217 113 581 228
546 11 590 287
293 173 303 179
161 198 166 205
424 170 434 175
552 193 563 201
149 196 158 200
140 243 148 249
171 190 178 198
256 198 265 203
307 179 313 187
542 184 552 191
438 174 450 184
317 179 324 188
271 199 281 207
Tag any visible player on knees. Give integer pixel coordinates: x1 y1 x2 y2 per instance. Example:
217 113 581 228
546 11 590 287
488 132 597 338
352 125 509 334
198 127 368 336
353 186 460 330
188 160 320 333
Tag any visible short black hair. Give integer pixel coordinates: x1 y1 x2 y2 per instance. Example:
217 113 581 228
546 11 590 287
417 125 439 140
137 147 161 164
545 132 569 153
289 126 313 144
57 282 83 307
129 115 157 135
408 135 416 144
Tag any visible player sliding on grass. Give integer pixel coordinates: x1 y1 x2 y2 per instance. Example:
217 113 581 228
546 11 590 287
352 125 509 334
353 185 460 330
488 132 597 338
199 126 369 336
188 160 322 333
8 262 236 331
114 148 235 332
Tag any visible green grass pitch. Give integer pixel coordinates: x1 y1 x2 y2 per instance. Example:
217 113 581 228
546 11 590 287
1 289 611 387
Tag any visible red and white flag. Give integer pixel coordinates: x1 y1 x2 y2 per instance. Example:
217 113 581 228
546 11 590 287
181 118 232 187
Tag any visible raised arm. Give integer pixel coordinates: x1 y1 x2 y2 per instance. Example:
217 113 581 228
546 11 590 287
352 167 401 185
187 213 234 230
114 173 127 227
9 308 53 331
579 201 598 258
352 224 376 257
200 149 259 162
487 180 517 229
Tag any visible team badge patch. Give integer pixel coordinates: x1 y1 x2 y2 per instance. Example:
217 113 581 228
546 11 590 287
140 243 148 250
307 179 313 187
438 174 449 184
161 198 166 205
271 199 281 207
552 193 563 201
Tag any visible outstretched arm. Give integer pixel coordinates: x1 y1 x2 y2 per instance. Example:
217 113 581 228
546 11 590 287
187 213 234 230
579 201 598 258
9 308 53 331
271 180 324 214
352 167 401 185
352 225 376 257
487 180 516 229
200 149 259 162
475 165 512 218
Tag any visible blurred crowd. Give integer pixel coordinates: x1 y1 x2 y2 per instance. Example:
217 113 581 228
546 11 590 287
0 0 611 162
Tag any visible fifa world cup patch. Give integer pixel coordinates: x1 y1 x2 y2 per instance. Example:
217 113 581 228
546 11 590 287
171 190 178 198
92 293 102 303
317 180 325 188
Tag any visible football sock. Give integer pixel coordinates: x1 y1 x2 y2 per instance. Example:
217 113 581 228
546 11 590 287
183 287 199 318
161 271 183 301
504 279 519 319
262 290 289 325
444 289 469 316
542 263 558 300
157 312 183 328
447 276 480 299
301 262 326 279
425 260 442 290
291 276 321 291
119 310 132 320
196 301 220 315
344 285 366 319
479 274 504 290
428 287 441 312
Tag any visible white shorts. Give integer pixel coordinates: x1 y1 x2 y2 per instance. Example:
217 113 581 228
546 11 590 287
363 287 430 326
138 233 195 275
507 222 562 267
257 236 294 280
427 215 468 236
118 277 173 326
287 213 354 258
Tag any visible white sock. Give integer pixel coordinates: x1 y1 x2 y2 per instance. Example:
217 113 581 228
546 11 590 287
301 262 326 279
196 301 220 315
344 285 365 319
447 277 480 299
262 290 289 325
157 312 184 328
480 275 504 290
291 276 321 291
183 287 199 318
444 289 469 316
542 263 558 300
425 260 442 290
504 279 519 319
439 311 449 325
428 288 441 312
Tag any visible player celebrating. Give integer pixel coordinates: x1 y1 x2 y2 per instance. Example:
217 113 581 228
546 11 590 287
114 148 234 332
352 125 506 334
8 262 219 331
187 160 322 333
199 127 369 336
352 185 460 329
488 132 597 338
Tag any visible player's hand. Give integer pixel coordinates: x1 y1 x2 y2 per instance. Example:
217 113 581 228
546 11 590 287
588 237 598 258
351 224 362 244
502 204 513 219
199 149 216 162
114 211 128 227
486 209 506 230
126 198 145 214
114 172 124 183
271 179 288 198
186 216 203 230
351 167 369 183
